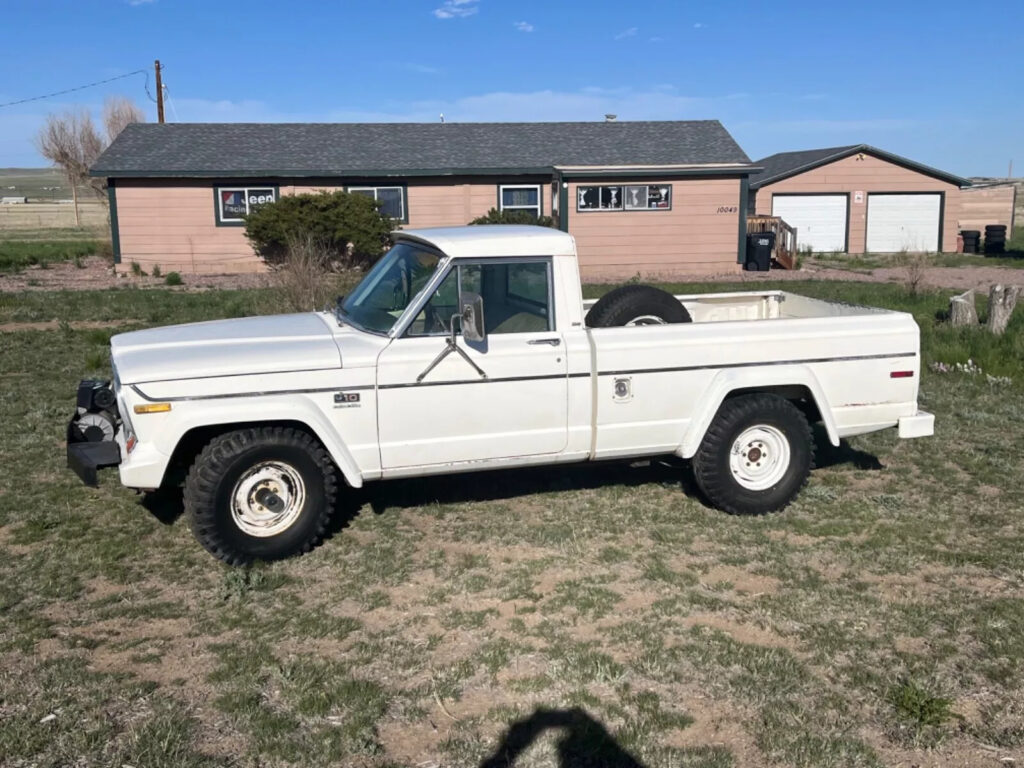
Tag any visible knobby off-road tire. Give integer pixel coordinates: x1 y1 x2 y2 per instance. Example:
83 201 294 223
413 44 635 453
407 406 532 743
585 285 692 327
693 394 814 516
185 427 337 565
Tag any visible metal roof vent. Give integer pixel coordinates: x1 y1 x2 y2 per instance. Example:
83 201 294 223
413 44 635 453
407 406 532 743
604 114 617 122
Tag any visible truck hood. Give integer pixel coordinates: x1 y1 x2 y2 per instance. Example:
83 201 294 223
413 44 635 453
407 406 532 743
111 313 345 385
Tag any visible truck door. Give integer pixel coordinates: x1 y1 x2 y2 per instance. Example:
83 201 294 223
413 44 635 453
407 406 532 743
376 258 568 470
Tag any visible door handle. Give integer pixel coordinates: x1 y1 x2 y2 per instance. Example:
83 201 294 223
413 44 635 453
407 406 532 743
527 338 561 346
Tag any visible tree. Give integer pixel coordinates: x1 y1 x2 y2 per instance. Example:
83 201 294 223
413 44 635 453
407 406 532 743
244 190 394 269
35 110 102 226
102 96 145 144
34 96 144 225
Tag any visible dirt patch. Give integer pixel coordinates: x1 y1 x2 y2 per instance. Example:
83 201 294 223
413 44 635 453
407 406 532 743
0 256 274 293
701 565 781 596
0 319 141 332
683 613 797 651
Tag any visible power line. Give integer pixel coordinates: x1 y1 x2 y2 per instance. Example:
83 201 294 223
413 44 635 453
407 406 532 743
0 69 148 109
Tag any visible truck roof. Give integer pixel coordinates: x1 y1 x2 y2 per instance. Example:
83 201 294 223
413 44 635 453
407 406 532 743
393 225 577 259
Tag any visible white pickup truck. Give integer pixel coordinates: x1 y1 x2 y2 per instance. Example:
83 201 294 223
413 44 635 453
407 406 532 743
67 226 933 564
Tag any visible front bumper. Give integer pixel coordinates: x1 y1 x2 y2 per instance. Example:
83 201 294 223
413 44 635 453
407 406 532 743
898 410 934 439
67 378 123 487
67 440 121 487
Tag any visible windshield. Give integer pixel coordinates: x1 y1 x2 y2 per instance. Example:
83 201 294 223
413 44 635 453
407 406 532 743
337 242 444 334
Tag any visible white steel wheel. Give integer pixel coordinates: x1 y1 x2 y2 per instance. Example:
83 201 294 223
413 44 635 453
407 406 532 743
728 425 791 491
625 315 668 326
230 460 307 538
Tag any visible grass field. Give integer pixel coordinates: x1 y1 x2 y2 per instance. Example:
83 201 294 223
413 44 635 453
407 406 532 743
0 167 89 201
0 239 109 272
1 280 1022 767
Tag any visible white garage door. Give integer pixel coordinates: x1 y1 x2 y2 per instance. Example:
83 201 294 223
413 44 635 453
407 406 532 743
771 195 847 252
866 194 941 252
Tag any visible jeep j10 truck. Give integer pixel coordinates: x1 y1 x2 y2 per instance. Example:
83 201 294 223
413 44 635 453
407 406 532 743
67 225 933 564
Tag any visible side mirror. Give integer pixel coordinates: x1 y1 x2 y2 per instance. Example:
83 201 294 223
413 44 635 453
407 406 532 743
459 292 486 343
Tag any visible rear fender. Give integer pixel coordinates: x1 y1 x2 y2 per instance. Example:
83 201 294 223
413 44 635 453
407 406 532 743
679 366 839 458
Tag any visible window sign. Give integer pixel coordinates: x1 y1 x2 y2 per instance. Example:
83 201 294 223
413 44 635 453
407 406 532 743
578 184 671 212
216 186 277 224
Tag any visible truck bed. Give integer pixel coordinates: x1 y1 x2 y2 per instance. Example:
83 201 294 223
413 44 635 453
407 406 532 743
583 290 892 324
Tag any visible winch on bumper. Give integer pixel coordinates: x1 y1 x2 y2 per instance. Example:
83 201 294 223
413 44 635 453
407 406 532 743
67 379 122 486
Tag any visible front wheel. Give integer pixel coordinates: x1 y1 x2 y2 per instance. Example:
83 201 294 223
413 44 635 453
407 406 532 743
184 427 337 565
692 394 813 516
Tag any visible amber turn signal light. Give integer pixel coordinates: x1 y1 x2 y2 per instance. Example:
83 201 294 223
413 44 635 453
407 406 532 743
133 402 172 414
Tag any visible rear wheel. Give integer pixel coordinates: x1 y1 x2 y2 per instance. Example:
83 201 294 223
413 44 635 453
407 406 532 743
184 427 337 565
692 394 813 516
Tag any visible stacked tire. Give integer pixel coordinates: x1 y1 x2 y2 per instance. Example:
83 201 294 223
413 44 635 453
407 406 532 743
961 229 981 254
984 225 1007 255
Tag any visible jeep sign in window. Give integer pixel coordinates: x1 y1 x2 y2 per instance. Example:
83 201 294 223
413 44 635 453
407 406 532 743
216 186 277 224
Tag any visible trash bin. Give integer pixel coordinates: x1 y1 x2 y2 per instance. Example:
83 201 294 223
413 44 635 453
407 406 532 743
746 232 775 271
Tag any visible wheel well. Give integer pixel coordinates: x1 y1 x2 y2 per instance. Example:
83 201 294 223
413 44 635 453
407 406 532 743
723 385 823 424
160 420 325 491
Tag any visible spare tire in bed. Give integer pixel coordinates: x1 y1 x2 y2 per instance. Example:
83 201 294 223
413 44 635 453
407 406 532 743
585 284 692 327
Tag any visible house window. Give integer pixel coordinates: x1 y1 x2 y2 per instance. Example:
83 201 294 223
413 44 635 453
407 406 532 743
577 184 672 212
348 186 406 221
215 186 277 225
499 185 542 217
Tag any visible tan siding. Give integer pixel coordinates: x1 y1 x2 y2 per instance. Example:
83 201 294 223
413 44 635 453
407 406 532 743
755 153 961 253
567 177 742 280
115 180 260 274
114 177 553 273
959 185 1015 235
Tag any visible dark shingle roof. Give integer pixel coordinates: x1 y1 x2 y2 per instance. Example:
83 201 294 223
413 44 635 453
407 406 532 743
749 144 970 189
91 121 751 177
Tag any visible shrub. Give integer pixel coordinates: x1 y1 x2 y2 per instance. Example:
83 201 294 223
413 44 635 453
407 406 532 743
244 190 393 270
151 264 162 278
164 271 183 286
468 207 557 228
275 234 344 312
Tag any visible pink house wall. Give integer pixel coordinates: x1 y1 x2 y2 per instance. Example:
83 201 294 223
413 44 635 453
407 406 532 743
566 177 742 280
754 153 961 254
114 177 553 274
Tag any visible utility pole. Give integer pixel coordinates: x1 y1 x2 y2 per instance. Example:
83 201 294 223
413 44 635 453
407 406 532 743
155 60 164 123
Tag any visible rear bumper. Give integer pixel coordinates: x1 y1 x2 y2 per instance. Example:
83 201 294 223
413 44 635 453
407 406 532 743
67 440 121 487
898 410 934 439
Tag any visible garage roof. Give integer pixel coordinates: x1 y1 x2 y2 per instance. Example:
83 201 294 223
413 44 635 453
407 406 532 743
748 144 970 189
92 121 752 178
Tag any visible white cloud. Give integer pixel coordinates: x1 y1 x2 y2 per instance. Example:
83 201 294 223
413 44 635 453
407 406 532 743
514 21 533 32
403 63 441 75
649 36 663 42
693 22 706 28
433 0 479 19
614 27 638 40
126 0 157 5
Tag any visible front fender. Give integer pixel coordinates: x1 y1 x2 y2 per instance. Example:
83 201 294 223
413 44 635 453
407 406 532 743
678 365 839 459
142 394 364 489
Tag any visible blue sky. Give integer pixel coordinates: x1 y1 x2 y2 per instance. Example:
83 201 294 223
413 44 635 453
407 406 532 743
1 0 1020 176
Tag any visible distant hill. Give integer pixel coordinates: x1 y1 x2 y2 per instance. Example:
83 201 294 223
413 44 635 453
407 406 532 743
0 168 92 201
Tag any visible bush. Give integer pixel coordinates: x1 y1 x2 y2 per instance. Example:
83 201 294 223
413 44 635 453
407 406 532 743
274 234 346 312
244 191 393 270
468 207 557 228
164 271 183 286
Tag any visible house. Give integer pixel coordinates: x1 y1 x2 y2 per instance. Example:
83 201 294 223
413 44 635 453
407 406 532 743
748 144 971 254
90 121 756 278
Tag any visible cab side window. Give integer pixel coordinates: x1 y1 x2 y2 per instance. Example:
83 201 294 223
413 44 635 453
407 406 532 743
407 259 552 336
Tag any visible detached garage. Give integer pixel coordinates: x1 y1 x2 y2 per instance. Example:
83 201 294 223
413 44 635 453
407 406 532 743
749 145 970 254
